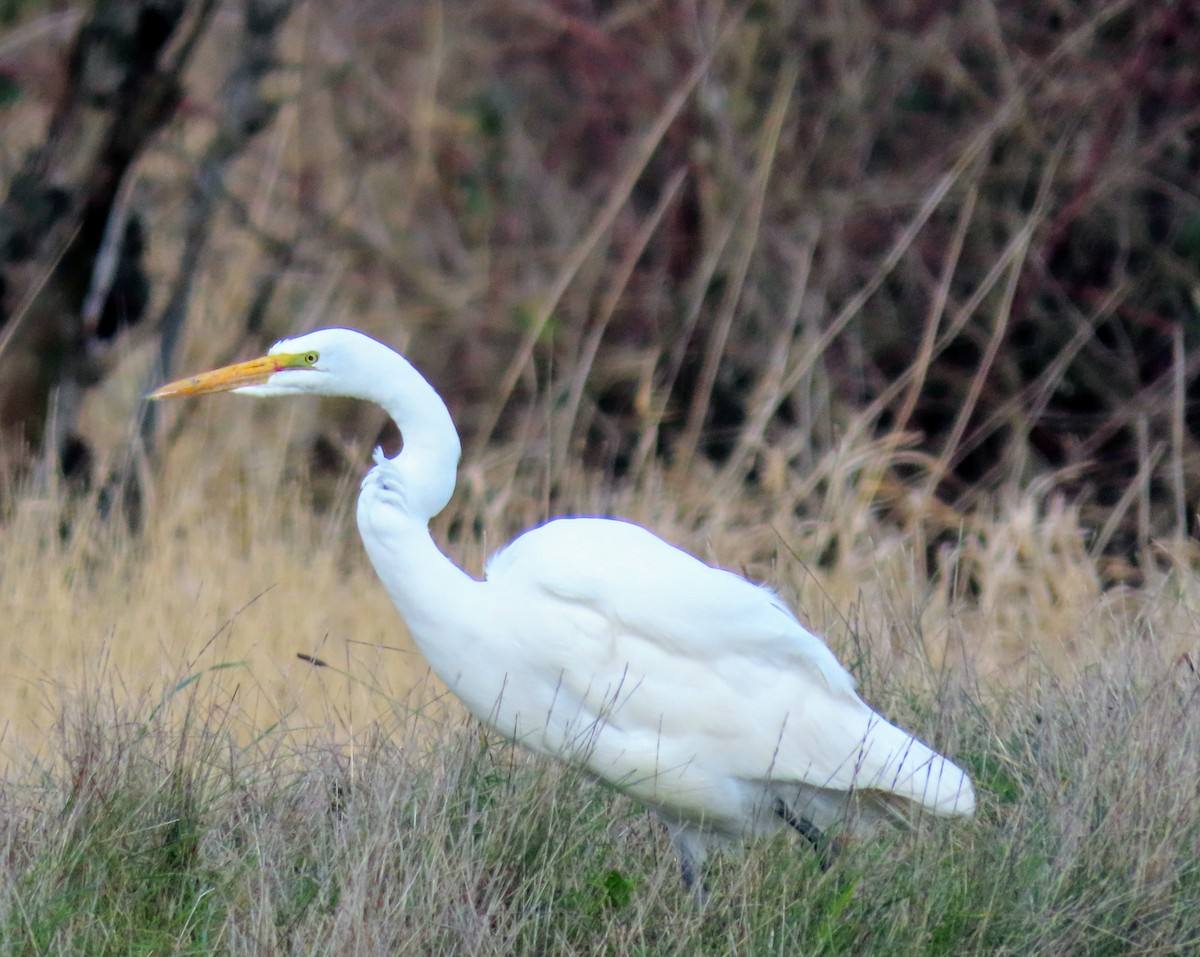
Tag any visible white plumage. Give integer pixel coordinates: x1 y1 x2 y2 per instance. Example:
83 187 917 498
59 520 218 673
151 327 975 891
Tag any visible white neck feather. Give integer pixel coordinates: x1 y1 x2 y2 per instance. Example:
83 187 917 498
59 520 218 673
352 342 461 524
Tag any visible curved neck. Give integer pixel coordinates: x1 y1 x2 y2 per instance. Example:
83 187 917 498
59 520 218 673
351 346 485 676
355 344 461 523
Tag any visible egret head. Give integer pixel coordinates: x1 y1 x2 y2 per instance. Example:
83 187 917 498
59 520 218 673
148 329 374 400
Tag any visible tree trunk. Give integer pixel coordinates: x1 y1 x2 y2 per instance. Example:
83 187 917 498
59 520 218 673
0 0 211 480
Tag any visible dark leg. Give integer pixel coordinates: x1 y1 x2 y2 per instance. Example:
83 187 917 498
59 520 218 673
774 798 832 871
670 825 710 906
679 850 705 897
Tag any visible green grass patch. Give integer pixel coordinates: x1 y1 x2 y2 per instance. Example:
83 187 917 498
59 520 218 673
0 655 1196 955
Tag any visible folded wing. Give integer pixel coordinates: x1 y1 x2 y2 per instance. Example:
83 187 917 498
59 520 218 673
486 518 974 819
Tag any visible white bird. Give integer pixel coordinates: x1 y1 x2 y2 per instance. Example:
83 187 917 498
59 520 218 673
150 327 975 893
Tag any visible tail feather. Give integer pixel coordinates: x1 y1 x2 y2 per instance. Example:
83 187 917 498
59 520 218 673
857 715 975 816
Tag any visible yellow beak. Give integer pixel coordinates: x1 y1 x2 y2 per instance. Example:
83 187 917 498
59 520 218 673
148 354 299 399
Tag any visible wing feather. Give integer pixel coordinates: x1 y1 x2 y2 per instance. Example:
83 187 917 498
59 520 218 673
486 517 973 818
488 518 855 693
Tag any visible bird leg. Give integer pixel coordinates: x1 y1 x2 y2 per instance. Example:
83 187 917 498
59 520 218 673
773 798 832 871
668 823 710 905
679 850 709 905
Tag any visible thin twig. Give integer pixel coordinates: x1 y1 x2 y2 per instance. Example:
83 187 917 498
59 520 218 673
676 59 798 472
554 167 688 470
471 40 727 453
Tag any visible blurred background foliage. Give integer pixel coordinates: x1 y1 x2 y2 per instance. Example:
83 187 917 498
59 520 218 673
0 0 1197 562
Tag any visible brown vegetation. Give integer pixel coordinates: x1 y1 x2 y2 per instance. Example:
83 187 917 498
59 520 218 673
0 0 1194 767
0 0 1195 757
0 1 1193 538
1 4 1199 948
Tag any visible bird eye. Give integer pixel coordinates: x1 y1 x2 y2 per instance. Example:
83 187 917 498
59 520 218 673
304 351 319 365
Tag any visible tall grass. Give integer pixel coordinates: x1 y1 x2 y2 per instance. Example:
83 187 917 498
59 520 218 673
1 2 1199 951
0 594 1196 953
2 410 1200 952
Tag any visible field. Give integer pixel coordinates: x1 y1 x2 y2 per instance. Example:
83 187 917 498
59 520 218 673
1 402 1199 954
2 0 1200 953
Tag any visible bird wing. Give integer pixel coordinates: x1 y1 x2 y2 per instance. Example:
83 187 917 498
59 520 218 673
487 518 854 691
485 518 972 816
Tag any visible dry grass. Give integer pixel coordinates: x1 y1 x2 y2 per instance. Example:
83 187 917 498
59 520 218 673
8 351 1200 756
5 280 1200 951
1 425 1199 952
1 1 1200 951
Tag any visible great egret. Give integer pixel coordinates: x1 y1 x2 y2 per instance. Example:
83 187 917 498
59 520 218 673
150 327 975 892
